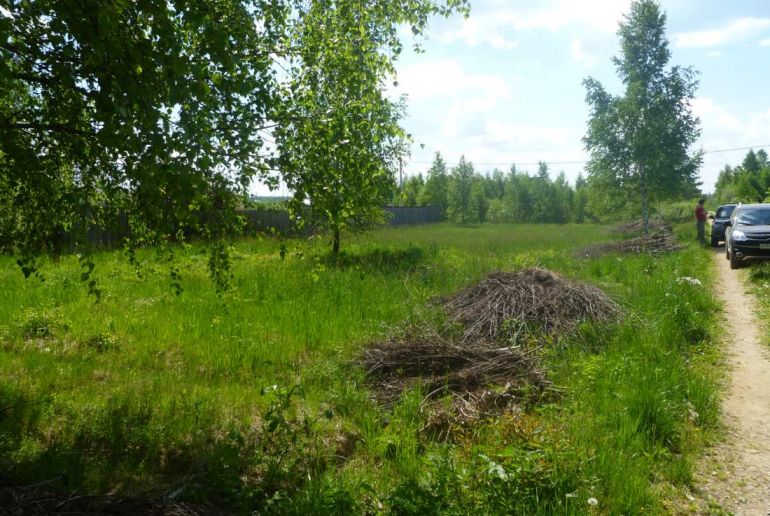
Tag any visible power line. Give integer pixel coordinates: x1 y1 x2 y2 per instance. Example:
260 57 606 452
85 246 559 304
702 144 770 155
406 159 583 166
405 143 770 168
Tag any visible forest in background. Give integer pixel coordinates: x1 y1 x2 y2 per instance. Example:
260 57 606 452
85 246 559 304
712 148 770 204
391 148 770 226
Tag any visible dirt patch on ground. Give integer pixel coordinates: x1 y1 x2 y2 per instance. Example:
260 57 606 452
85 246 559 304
441 268 622 342
693 251 770 514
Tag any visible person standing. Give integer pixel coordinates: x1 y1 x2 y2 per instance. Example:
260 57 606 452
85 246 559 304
695 198 707 243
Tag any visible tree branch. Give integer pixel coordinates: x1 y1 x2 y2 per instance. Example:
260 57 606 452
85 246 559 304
2 121 92 136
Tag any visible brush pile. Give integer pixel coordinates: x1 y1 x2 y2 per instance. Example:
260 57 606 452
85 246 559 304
360 267 620 420
361 331 549 411
442 268 622 341
575 227 683 258
0 477 211 516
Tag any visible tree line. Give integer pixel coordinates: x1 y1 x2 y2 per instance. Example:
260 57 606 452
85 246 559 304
712 149 770 204
395 153 591 224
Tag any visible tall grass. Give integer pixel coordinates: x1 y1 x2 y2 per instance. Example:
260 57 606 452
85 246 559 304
0 223 721 513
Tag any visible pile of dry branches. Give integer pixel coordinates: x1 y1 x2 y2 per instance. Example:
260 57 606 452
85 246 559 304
360 330 551 417
442 268 622 342
0 477 211 516
575 227 683 258
359 267 620 421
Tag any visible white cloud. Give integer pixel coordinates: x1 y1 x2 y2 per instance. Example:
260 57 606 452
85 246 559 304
706 50 722 58
692 97 770 148
433 0 631 49
406 118 586 182
393 58 516 155
394 57 586 181
394 58 511 103
674 18 770 48
481 121 579 155
760 38 770 47
571 38 599 67
690 97 770 191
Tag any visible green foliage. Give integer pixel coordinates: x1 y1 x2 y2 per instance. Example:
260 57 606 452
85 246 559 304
273 0 468 256
572 173 590 223
0 224 721 512
447 156 476 223
656 199 701 222
15 308 69 340
437 160 591 224
253 383 337 507
399 174 426 207
0 0 469 272
712 148 770 204
418 152 450 213
469 176 489 223
583 0 702 230
321 245 429 273
1 0 278 260
546 246 720 512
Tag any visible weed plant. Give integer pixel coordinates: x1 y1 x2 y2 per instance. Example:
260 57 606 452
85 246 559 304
0 223 720 513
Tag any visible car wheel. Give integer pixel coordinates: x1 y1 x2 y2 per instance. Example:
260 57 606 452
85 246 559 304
726 242 730 260
730 249 742 269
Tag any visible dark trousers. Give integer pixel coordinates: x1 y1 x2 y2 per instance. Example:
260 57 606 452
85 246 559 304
696 220 705 241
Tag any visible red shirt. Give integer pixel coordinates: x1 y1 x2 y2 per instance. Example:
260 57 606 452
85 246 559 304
695 205 707 222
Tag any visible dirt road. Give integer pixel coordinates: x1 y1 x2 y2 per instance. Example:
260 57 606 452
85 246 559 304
696 251 770 513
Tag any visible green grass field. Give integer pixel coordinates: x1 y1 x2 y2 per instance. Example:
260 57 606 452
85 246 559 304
0 223 721 513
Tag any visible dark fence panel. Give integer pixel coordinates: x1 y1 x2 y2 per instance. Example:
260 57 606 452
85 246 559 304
383 205 443 226
77 206 442 246
242 206 443 231
241 209 293 234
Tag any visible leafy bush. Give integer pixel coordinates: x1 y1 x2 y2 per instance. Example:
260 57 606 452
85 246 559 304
16 308 68 339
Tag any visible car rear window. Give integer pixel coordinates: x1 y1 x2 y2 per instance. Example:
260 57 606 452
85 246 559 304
736 207 770 226
716 206 735 218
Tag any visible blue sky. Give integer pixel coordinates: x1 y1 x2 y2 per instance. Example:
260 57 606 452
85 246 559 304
390 0 770 193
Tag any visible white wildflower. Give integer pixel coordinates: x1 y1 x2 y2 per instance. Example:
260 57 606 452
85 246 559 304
587 497 598 506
